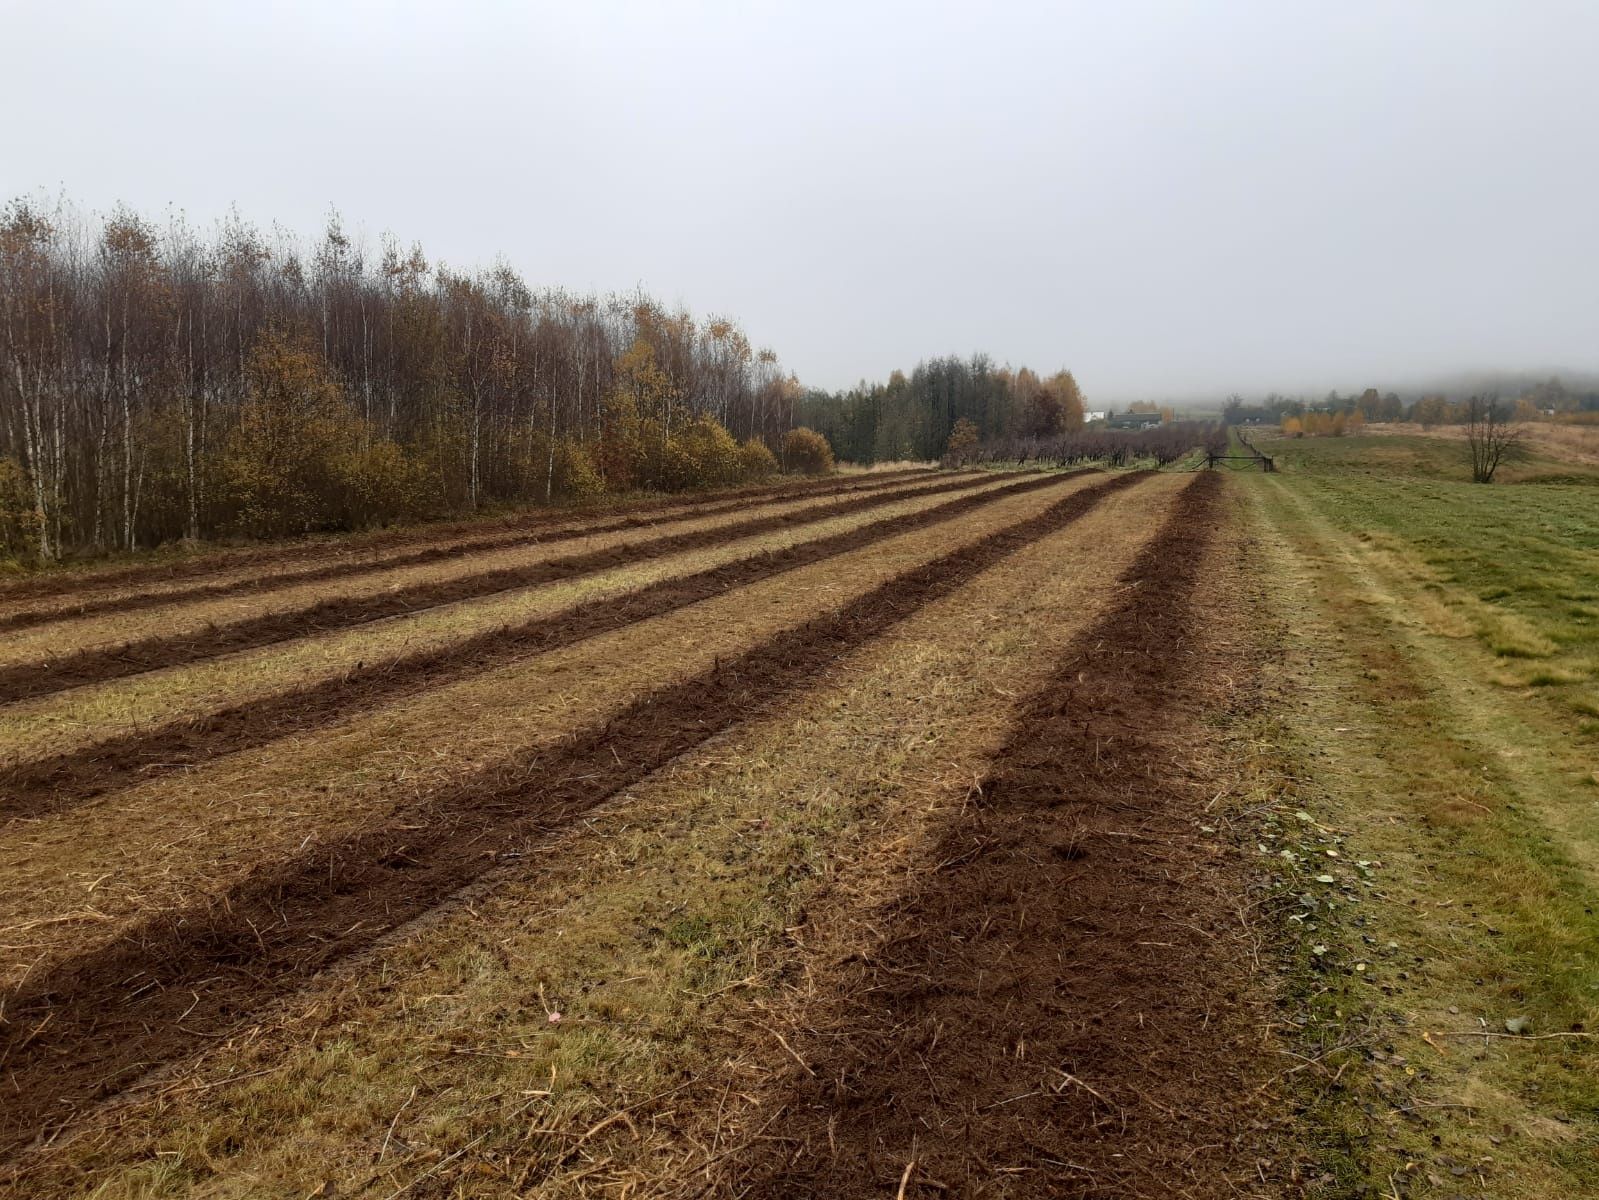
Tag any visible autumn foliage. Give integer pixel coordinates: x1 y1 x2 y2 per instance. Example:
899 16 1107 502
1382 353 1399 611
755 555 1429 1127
781 427 835 475
1280 410 1364 437
944 417 980 460
0 198 809 563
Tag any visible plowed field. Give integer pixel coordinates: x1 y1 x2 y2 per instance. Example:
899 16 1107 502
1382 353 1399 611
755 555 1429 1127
0 467 1274 1198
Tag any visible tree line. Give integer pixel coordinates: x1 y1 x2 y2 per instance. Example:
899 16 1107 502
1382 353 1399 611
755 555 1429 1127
948 419 1222 469
795 354 1087 464
1225 378 1599 432
0 196 814 561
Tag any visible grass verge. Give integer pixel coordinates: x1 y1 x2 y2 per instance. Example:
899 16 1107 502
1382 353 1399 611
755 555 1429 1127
1228 441 1599 1198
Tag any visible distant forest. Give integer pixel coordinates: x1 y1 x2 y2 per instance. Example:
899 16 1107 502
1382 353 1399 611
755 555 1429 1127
1224 377 1599 428
796 356 1090 463
0 198 812 560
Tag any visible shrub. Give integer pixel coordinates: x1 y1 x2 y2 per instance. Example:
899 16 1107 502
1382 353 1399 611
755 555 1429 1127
944 417 980 462
782 427 835 475
333 436 434 527
663 416 744 490
551 437 606 500
738 437 779 480
518 432 608 503
595 394 648 492
0 457 42 564
218 332 364 536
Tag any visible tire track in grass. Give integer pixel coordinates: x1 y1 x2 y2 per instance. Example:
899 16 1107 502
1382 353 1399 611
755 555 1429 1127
720 472 1270 1199
0 472 1079 819
0 469 932 609
0 471 1151 1161
0 470 945 633
0 472 1008 704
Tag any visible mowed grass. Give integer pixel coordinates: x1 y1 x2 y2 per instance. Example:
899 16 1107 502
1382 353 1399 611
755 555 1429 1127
0 475 1097 988
1258 432 1599 717
1235 434 1599 1197
7 476 1186 1199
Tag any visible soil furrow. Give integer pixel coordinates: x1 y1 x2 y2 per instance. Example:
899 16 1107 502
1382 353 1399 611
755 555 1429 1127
0 472 1005 704
0 469 931 608
0 470 946 632
0 470 1150 1161
718 471 1268 1199
0 471 1079 818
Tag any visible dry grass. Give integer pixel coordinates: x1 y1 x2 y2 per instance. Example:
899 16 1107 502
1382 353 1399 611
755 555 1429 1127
3 475 1182 1199
0 475 966 668
0 476 1021 764
835 459 940 474
1365 420 1599 469
0 475 916 613
0 475 1100 990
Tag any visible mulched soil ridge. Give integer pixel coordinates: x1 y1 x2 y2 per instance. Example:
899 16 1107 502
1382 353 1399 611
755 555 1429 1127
0 469 933 607
0 471 948 633
0 470 1150 1164
716 471 1274 1199
0 473 1008 704
0 471 1082 820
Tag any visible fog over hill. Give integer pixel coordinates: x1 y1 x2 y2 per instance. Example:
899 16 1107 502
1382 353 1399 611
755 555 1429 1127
4 2 1597 399
1139 369 1599 415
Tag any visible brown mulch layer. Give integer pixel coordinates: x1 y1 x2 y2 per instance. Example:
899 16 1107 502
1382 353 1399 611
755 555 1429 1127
0 471 1151 1165
0 471 1082 820
716 471 1277 1199
0 470 946 633
0 473 1005 704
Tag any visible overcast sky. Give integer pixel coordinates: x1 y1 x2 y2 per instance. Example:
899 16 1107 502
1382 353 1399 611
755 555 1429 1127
4 1 1596 401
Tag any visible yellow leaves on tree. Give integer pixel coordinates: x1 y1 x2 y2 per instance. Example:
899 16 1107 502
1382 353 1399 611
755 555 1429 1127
661 416 747 490
0 457 42 564
737 437 779 479
782 427 835 475
1047 370 1086 430
945 416 980 460
614 337 678 418
221 331 424 536
1280 409 1364 438
1019 371 1086 439
594 391 779 495
1413 395 1454 428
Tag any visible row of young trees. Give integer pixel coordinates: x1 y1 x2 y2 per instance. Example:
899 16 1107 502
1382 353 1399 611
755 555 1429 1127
0 197 813 561
795 354 1086 464
949 421 1223 468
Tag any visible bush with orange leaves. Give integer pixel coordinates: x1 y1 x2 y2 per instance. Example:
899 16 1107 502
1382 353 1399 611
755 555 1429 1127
782 427 835 475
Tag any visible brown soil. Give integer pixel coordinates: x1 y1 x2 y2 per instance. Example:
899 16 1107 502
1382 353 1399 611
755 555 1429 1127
0 472 1006 703
0 471 1149 1165
0 470 943 632
708 471 1277 1198
0 469 931 608
0 471 1079 820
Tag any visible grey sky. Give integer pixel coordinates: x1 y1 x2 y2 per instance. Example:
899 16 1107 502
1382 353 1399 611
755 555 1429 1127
4 1 1596 401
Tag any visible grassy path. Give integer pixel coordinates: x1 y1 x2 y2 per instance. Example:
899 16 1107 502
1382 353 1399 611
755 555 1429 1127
1233 436 1599 1197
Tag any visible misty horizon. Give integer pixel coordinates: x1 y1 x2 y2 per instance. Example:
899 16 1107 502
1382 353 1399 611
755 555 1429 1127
5 1 1596 402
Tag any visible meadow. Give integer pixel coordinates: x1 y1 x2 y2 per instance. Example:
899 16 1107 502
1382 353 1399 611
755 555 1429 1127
1239 429 1599 1197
